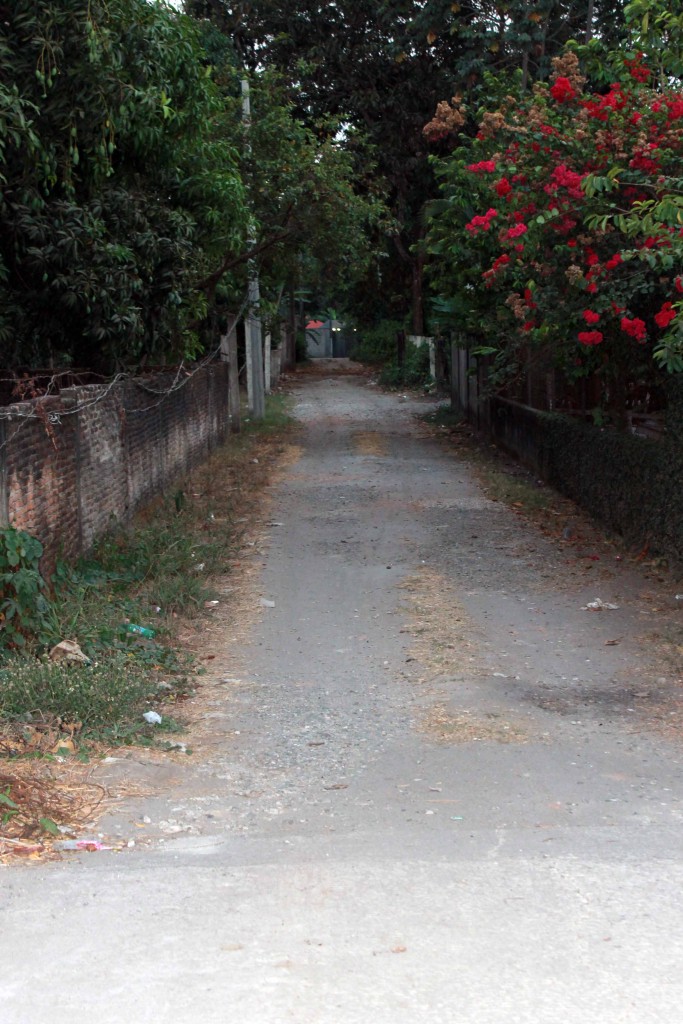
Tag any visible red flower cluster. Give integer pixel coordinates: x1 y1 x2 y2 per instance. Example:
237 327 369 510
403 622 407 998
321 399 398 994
578 330 603 346
547 163 584 197
466 160 496 173
654 302 677 328
465 208 498 235
482 252 511 286
582 310 600 325
621 317 647 342
494 177 512 197
624 55 651 83
505 223 527 240
550 77 577 104
605 253 622 270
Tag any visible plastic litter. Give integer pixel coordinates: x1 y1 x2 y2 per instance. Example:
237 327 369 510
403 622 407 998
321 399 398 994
55 839 112 852
260 598 276 608
582 598 619 610
48 640 91 665
143 711 162 725
124 623 156 638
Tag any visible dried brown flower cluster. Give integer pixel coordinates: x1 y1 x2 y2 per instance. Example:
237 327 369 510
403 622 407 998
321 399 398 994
565 265 584 284
423 99 466 141
505 292 528 320
478 110 507 139
550 52 586 93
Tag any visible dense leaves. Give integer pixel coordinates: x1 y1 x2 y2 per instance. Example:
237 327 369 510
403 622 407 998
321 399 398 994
0 0 249 369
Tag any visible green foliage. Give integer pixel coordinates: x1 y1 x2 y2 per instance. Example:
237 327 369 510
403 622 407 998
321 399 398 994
379 341 431 389
0 529 53 648
352 320 406 364
0 0 247 369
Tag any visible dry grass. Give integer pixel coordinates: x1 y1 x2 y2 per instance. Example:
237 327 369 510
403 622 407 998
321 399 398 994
397 566 481 678
420 705 530 745
352 430 390 457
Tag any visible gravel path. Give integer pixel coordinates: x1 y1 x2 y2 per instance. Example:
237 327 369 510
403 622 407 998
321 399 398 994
2 364 683 1023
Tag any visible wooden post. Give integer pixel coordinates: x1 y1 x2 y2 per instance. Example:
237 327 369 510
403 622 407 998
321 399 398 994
397 329 406 370
264 331 272 394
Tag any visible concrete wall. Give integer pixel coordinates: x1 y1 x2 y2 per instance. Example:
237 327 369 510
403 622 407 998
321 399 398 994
0 363 230 572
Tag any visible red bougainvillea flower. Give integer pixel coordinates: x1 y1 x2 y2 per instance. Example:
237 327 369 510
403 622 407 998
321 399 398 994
621 317 647 342
494 177 512 197
655 301 677 328
465 208 498 235
578 330 603 346
466 160 497 173
505 223 528 240
624 54 651 83
586 282 598 294
582 310 600 325
550 77 577 103
675 277 683 294
665 99 683 120
605 254 622 270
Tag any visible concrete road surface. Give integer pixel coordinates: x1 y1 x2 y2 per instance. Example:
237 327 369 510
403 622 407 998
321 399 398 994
2 364 683 1023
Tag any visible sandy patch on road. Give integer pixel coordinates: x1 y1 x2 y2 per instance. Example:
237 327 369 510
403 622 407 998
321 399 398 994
420 705 530 745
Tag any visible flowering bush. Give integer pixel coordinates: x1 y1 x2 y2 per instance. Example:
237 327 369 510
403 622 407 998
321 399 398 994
425 46 683 422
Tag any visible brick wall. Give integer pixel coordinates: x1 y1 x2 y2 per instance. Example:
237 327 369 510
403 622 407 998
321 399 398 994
0 363 230 573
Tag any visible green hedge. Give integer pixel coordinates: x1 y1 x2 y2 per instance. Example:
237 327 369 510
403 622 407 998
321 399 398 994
490 397 683 566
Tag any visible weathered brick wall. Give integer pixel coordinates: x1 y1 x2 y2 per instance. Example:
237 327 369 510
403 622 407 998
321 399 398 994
0 363 230 573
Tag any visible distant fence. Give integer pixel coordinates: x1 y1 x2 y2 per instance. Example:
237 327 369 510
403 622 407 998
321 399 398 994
451 344 683 566
0 362 230 572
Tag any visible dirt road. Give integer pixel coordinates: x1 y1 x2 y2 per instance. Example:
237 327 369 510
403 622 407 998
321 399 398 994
3 363 683 1023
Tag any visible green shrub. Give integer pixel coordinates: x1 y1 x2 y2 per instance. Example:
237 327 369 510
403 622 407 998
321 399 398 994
352 319 406 364
0 529 55 648
379 339 432 388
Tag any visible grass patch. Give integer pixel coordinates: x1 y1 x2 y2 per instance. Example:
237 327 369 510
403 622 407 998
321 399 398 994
476 463 550 512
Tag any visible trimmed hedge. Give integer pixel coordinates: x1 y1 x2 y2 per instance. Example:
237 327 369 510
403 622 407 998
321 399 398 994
490 397 683 566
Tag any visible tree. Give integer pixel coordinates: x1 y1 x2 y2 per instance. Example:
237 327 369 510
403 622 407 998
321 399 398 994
0 0 247 370
186 1 628 336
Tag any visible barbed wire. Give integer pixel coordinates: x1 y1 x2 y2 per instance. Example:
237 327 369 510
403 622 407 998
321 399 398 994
0 290 253 447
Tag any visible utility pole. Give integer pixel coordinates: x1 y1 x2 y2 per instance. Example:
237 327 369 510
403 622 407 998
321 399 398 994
241 78 265 420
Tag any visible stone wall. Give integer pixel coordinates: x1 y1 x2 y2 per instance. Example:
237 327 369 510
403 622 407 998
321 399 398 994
0 363 230 572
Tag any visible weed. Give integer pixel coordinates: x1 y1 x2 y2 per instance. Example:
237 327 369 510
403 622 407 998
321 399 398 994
420 404 463 429
0 529 55 647
379 341 432 389
0 655 155 729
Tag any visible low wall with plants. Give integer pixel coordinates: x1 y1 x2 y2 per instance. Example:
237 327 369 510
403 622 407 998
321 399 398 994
490 396 683 566
0 362 230 572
